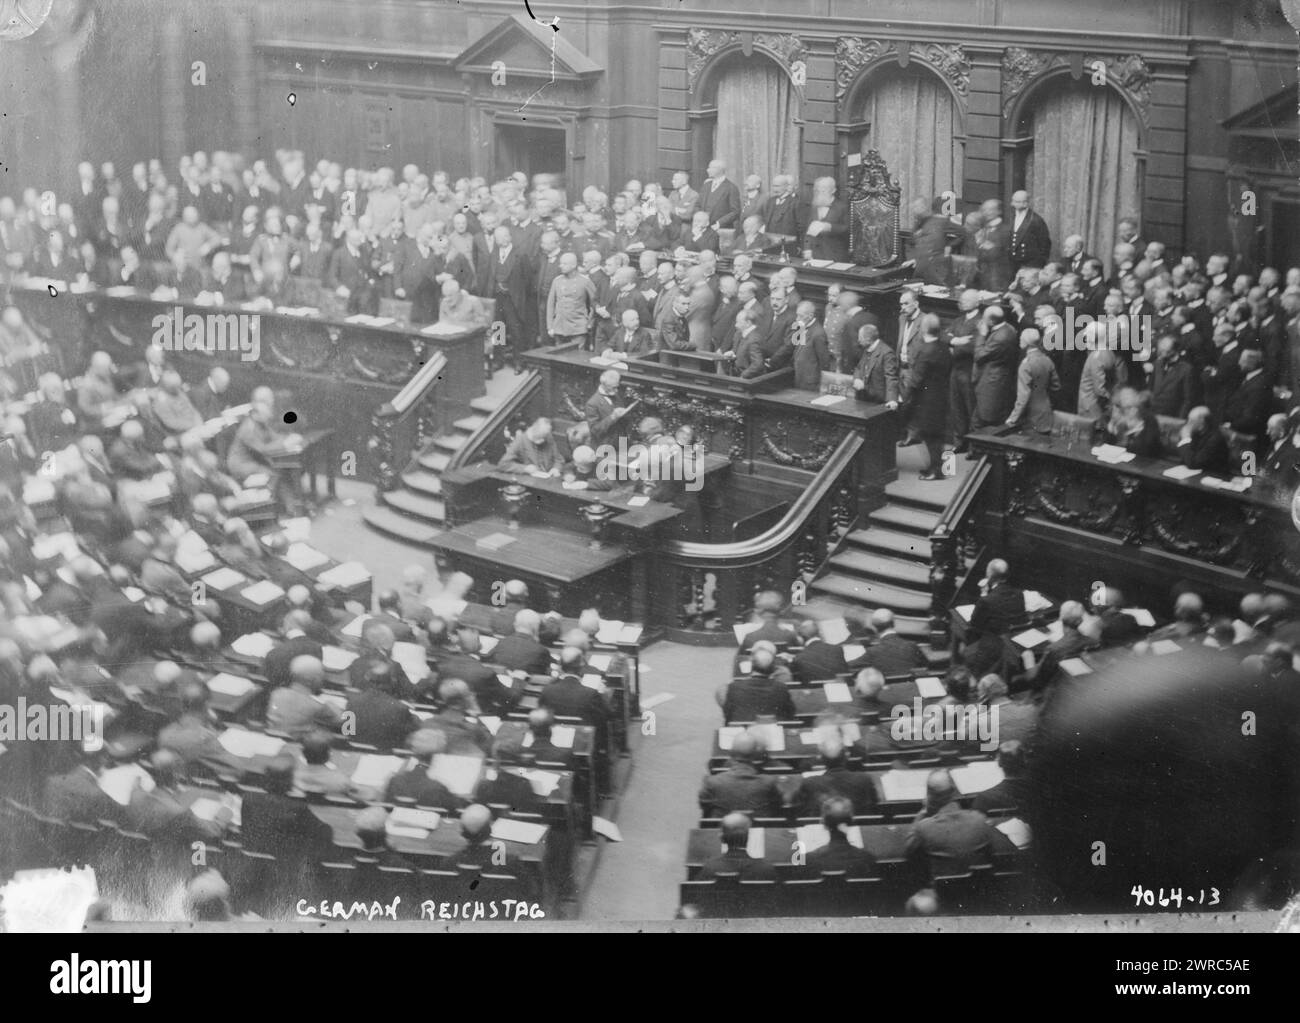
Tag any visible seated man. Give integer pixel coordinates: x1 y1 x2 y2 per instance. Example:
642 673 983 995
491 609 553 675
739 590 797 651
385 728 462 809
1088 586 1145 648
441 803 540 901
720 645 796 723
804 795 876 877
968 558 1026 638
108 419 160 480
1103 386 1163 458
126 750 231 844
266 654 342 738
353 807 416 873
538 646 609 727
1176 405 1231 477
509 708 576 768
794 736 878 818
971 740 1027 815
345 661 420 750
789 618 848 682
150 369 203 437
498 416 563 476
847 608 926 675
698 732 782 818
1149 592 1207 642
698 811 777 880
605 307 656 358
239 754 334 857
905 769 998 880
562 445 614 492
294 728 364 798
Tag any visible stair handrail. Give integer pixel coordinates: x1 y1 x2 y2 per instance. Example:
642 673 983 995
368 351 448 491
446 370 542 471
928 453 993 647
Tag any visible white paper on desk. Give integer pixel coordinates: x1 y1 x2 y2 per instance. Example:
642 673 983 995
996 817 1032 850
616 624 642 645
34 532 80 562
122 586 145 603
795 823 864 851
217 729 285 759
955 604 974 622
241 580 286 606
98 763 154 806
429 754 483 798
392 641 431 681
478 715 501 735
823 681 853 704
176 547 216 576
318 561 370 589
842 643 866 662
390 807 442 831
322 646 358 672
818 617 849 645
206 673 256 698
749 722 785 752
732 622 761 645
188 796 228 823
952 761 1004 795
1023 590 1052 613
746 828 766 858
580 674 606 692
914 676 946 699
511 767 562 797
201 567 246 591
479 635 499 657
810 394 846 407
549 725 577 749
1060 657 1091 677
350 754 405 789
340 616 365 639
587 653 613 673
491 817 548 845
1151 639 1182 655
1012 628 1051 649
1046 620 1064 642
879 769 930 803
385 824 431 840
1163 465 1202 480
284 542 330 572
626 495 650 507
1121 607 1156 628
23 479 55 504
23 576 41 602
717 726 744 751
231 632 276 659
589 815 622 842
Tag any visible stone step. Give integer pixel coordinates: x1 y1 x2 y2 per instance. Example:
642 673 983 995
884 476 955 512
361 505 442 546
809 573 931 615
471 395 502 414
827 549 931 589
454 415 488 433
418 450 451 473
400 469 442 497
845 527 932 563
868 503 940 537
432 433 467 453
381 488 445 524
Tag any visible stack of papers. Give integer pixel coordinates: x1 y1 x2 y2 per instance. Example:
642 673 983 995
996 817 1032 849
428 754 484 798
391 641 431 681
951 761 1004 794
1059 657 1091 677
201 567 247 591
231 632 276 659
350 754 405 788
810 394 845 407
1090 444 1135 464
1150 639 1182 655
587 653 613 673
388 807 441 832
914 676 946 699
1121 607 1156 628
879 770 930 802
1012 627 1051 649
98 764 155 806
1202 476 1252 492
955 604 975 622
217 729 285 759
206 673 257 698
317 561 370 589
283 542 330 571
490 818 547 845
241 580 286 606
321 646 358 672
1023 590 1052 613
420 321 464 336
823 681 853 703
1163 465 1202 480
509 767 563 797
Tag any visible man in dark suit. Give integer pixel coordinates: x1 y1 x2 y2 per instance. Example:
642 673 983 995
126 750 230 844
490 609 553 675
538 647 609 727
789 618 848 683
324 228 376 315
437 626 516 716
905 769 997 879
583 369 630 446
488 226 530 367
698 812 778 880
761 175 802 254
969 560 1026 637
1008 190 1051 272
973 306 1020 430
44 755 125 824
241 755 335 856
971 741 1029 815
791 301 834 391
698 732 783 818
346 661 420 749
905 314 953 479
975 199 1013 292
794 738 878 817
848 609 926 675
384 729 462 809
852 324 900 406
739 591 797 651
1224 348 1274 440
1149 335 1196 418
1093 587 1145 648
721 646 797 723
262 610 324 690
804 796 876 876
441 803 541 901
698 160 742 231
800 177 850 262
1176 405 1231 477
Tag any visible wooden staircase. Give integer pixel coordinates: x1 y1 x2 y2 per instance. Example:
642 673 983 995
795 473 954 669
361 393 503 545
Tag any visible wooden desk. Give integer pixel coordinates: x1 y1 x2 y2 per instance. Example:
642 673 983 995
266 428 337 503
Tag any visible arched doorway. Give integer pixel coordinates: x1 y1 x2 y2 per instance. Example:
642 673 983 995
849 64 963 219
1011 74 1143 271
692 51 801 194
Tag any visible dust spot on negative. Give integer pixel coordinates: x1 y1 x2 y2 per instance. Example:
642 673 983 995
283 411 299 425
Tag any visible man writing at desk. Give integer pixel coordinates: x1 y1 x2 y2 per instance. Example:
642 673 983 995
499 416 564 477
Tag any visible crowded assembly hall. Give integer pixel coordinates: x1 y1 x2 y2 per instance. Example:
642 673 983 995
0 0 1298 928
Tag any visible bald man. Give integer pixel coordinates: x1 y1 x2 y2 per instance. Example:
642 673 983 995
491 608 553 675
699 732 783 818
442 803 540 899
699 159 741 232
905 769 997 879
1008 190 1051 271
584 369 631 445
263 609 324 688
127 750 230 842
794 737 878 817
699 812 777 880
969 559 1026 638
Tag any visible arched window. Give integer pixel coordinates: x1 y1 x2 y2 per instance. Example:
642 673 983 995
695 52 801 195
854 65 962 217
1014 75 1143 268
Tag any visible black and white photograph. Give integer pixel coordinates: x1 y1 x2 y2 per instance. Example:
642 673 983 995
0 0 1298 968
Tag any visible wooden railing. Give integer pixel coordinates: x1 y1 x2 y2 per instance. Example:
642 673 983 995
367 351 447 491
928 454 993 648
446 370 542 472
657 433 864 641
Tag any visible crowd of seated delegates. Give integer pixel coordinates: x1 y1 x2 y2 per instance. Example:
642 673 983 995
0 489 620 913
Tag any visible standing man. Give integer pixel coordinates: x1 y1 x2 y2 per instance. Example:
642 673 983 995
976 199 1012 292
1007 328 1060 434
1008 190 1051 273
852 324 900 408
668 171 700 232
908 314 952 480
489 226 529 370
946 289 982 453
585 369 631 446
801 177 849 262
547 252 597 347
896 289 923 445
972 305 1020 431
762 175 802 257
698 159 741 233
791 300 832 390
